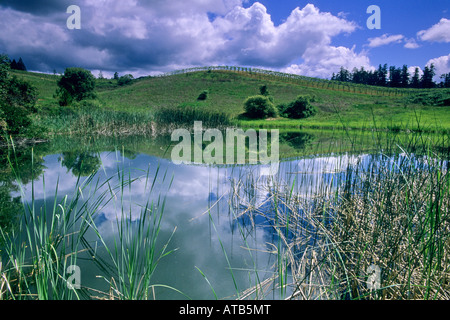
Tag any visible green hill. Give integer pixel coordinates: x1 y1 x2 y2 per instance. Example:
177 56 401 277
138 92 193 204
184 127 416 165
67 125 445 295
11 68 450 133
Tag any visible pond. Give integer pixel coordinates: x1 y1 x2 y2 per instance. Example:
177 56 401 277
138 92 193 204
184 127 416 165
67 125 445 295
1 129 449 300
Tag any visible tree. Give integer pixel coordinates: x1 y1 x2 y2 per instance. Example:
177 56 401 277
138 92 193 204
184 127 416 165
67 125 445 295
0 103 32 134
56 67 96 106
16 57 27 71
60 151 101 177
389 66 402 87
0 55 10 97
243 95 277 119
400 65 410 88
10 59 18 70
440 73 450 88
2 75 37 133
352 67 369 84
334 67 351 82
4 76 38 112
117 74 134 86
376 64 388 86
277 95 317 119
411 67 420 88
421 64 436 88
0 54 37 134
9 58 27 71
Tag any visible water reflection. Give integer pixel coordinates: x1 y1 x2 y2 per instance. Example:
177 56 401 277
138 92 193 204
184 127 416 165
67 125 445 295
2 131 446 300
0 143 46 235
59 151 102 177
25 153 367 298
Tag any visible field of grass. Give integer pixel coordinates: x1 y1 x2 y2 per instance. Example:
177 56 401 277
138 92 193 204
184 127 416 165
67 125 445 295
11 69 450 134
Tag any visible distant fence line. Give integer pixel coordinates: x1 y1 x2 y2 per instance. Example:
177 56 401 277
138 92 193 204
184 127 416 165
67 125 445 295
153 65 420 97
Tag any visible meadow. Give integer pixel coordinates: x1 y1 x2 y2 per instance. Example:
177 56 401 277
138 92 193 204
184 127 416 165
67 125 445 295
11 68 450 135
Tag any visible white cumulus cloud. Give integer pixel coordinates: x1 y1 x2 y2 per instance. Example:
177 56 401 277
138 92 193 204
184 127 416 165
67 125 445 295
367 34 405 48
211 3 358 68
282 45 372 78
404 38 420 49
0 1 369 78
417 18 450 43
427 54 450 77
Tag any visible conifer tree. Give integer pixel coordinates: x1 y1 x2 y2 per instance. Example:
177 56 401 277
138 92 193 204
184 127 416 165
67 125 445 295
10 59 18 70
420 64 436 88
411 67 420 88
16 57 27 71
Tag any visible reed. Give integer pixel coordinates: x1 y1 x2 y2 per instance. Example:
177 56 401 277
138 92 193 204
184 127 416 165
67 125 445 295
226 130 450 300
152 106 234 131
36 106 154 136
0 139 179 300
0 140 99 299
84 160 181 300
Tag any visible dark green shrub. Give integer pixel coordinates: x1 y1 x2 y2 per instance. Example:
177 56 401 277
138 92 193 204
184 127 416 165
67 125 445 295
0 103 32 134
243 95 277 119
259 85 274 102
56 67 96 106
197 90 209 101
407 90 450 106
259 85 269 96
277 95 317 119
56 87 73 106
118 74 134 86
0 54 37 135
4 76 37 112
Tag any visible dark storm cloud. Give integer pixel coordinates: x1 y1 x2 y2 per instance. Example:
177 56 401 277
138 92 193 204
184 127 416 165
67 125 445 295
0 0 376 78
0 0 73 16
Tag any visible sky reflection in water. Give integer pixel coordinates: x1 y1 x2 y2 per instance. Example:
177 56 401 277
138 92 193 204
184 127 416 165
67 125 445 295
16 149 371 299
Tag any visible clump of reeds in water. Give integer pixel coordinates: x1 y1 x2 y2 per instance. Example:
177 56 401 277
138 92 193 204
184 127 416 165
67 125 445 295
0 141 178 300
228 136 450 300
319 152 450 300
152 106 234 133
38 104 154 136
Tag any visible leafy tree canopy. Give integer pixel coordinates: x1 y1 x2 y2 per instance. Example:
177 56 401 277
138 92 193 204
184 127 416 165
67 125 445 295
243 95 277 119
56 67 96 106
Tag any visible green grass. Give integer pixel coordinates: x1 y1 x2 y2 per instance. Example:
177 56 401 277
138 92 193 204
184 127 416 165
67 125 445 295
35 103 154 136
240 101 450 134
0 139 180 300
227 131 450 300
11 69 450 135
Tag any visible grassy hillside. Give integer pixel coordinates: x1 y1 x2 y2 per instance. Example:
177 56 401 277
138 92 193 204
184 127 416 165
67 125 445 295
11 68 450 133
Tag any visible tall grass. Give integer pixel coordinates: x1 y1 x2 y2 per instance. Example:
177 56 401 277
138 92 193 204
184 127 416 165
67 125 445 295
36 104 154 136
0 141 97 299
226 131 450 300
38 104 234 137
0 139 178 300
152 106 234 131
84 161 181 300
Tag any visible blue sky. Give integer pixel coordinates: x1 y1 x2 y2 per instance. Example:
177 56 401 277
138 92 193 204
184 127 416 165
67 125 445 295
0 0 448 79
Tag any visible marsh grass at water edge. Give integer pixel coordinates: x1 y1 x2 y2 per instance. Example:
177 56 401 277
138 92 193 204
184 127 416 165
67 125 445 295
228 143 450 299
1 129 450 300
0 140 179 300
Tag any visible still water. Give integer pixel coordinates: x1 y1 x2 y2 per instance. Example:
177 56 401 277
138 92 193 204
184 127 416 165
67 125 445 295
3 131 441 300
